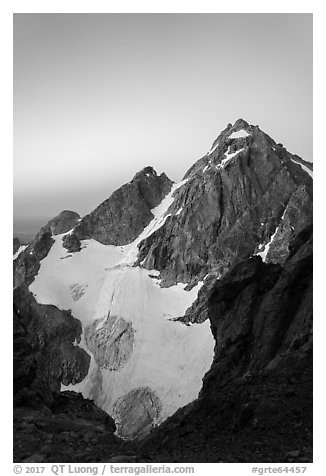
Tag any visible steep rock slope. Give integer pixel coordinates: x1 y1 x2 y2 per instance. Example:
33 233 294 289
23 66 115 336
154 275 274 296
14 284 90 402
13 287 134 463
138 119 312 287
14 210 80 288
140 226 312 462
63 167 172 251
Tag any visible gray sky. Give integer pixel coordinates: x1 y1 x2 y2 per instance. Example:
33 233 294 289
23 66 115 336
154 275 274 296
14 13 312 220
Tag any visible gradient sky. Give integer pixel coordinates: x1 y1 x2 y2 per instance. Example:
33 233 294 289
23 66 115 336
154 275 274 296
14 13 312 220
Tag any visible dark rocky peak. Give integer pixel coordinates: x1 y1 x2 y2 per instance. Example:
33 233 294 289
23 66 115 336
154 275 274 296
133 165 157 180
62 167 173 252
184 119 312 184
137 120 312 288
44 210 81 236
131 166 173 209
13 210 80 289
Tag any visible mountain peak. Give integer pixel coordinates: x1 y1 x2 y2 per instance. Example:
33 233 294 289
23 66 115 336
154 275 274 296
133 166 158 181
232 118 250 129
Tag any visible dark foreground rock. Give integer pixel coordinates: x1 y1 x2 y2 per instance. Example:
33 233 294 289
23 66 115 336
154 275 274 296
14 392 133 463
139 226 312 462
14 285 90 403
13 286 140 463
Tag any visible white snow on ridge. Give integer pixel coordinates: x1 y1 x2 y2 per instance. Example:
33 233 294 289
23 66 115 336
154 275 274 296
256 227 279 262
118 179 188 265
29 179 214 432
229 129 250 139
255 208 287 262
216 147 246 170
291 158 313 178
207 142 219 155
13 245 27 260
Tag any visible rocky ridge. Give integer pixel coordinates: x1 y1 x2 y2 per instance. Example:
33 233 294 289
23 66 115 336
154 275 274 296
63 167 173 252
13 210 80 289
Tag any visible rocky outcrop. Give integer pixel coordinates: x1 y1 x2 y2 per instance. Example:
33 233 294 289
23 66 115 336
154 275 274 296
63 167 173 252
13 210 80 288
139 226 312 462
14 230 54 288
113 387 162 440
137 119 312 288
13 237 21 254
205 224 312 386
13 285 90 404
43 210 80 235
13 390 127 463
85 316 135 371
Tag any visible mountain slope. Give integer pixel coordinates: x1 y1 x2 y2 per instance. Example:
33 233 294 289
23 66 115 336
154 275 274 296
140 225 312 462
137 119 312 288
63 167 173 251
13 118 313 445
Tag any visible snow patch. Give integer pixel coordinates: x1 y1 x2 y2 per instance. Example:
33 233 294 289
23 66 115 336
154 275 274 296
117 179 188 266
176 207 183 216
291 158 313 178
13 245 27 260
216 147 246 170
207 142 219 155
228 129 250 139
255 208 287 262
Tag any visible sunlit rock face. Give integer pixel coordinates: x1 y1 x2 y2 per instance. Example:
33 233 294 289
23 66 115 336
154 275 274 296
85 315 135 371
113 387 162 439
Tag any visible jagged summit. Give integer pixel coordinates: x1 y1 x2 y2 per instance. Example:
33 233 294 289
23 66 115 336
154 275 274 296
61 165 173 251
133 166 158 179
138 120 312 289
184 119 312 180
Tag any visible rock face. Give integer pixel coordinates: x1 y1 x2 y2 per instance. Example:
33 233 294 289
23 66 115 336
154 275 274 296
13 237 21 254
140 226 312 462
137 119 312 288
14 230 54 288
44 210 80 235
206 224 312 386
113 387 162 440
85 316 135 371
13 285 90 403
63 167 173 252
13 210 80 288
13 286 131 464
